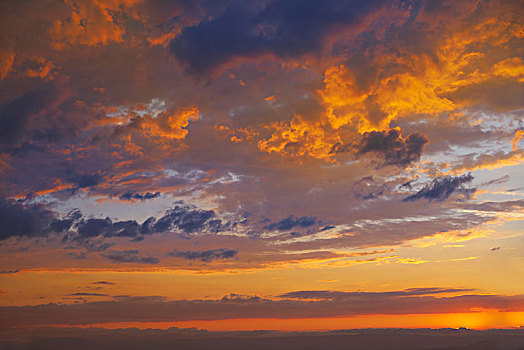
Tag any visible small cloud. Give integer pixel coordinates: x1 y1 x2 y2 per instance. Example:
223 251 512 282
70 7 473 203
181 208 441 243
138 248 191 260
265 215 318 231
66 293 108 297
169 248 238 262
119 191 161 201
101 250 159 264
479 175 510 187
491 246 501 251
0 269 19 274
92 281 115 285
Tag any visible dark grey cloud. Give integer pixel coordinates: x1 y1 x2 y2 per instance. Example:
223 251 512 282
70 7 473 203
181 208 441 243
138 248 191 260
168 248 238 262
265 215 318 231
141 204 220 234
0 200 232 242
278 287 474 300
0 81 69 149
119 191 161 201
220 293 262 303
76 218 141 238
0 199 55 240
479 175 510 187
100 250 159 264
0 269 19 274
69 172 103 189
491 247 501 251
351 176 387 200
403 174 475 202
355 129 429 168
92 281 115 285
66 293 108 297
171 0 387 74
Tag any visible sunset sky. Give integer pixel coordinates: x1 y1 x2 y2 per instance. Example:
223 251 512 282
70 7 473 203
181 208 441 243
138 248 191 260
0 0 523 332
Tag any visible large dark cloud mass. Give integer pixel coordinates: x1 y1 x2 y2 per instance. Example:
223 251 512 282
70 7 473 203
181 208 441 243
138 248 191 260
171 0 387 74
0 199 56 240
0 201 228 241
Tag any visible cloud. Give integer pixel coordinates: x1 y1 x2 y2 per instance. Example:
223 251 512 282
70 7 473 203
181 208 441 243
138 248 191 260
265 215 318 231
403 174 475 202
100 250 159 264
171 0 387 74
466 200 524 213
168 248 238 262
278 287 474 300
511 129 524 151
0 199 55 240
0 269 19 274
350 176 387 199
66 293 108 297
355 129 429 168
76 218 141 238
119 191 161 201
479 175 510 187
142 204 220 234
69 172 103 189
2 287 523 328
92 281 115 285
0 81 71 149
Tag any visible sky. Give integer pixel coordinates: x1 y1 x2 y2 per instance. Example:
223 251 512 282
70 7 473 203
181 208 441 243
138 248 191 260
0 0 523 333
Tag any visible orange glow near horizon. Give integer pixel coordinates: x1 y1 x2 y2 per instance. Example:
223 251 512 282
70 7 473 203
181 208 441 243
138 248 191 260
34 312 524 332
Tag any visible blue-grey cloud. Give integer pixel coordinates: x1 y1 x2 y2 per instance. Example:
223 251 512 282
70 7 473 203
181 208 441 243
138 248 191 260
403 174 475 202
171 0 387 74
100 250 159 264
119 191 161 201
265 215 317 231
0 199 55 240
168 248 238 262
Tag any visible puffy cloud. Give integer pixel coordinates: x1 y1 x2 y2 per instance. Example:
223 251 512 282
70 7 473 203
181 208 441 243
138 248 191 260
118 191 161 201
76 218 141 238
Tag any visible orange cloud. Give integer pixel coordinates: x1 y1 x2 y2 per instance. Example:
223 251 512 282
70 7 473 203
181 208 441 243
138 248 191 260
139 107 199 140
257 116 340 160
449 150 523 174
25 57 55 79
0 50 14 79
511 129 524 151
493 57 524 83
50 0 142 49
